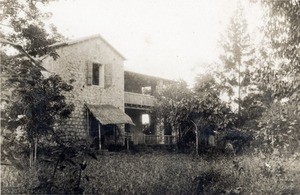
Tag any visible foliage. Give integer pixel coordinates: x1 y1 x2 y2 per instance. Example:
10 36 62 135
1 0 75 168
0 1 98 194
261 0 300 77
194 73 222 96
246 0 300 154
154 79 236 153
217 1 255 117
154 79 191 120
255 100 300 155
173 92 235 131
255 0 299 105
33 139 97 194
153 80 192 148
1 0 65 57
218 128 253 155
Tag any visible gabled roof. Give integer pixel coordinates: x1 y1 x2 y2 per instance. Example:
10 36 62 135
50 34 126 60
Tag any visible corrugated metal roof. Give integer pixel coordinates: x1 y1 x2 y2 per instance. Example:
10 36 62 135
86 104 134 125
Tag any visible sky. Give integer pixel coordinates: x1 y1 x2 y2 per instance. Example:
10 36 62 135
43 0 263 85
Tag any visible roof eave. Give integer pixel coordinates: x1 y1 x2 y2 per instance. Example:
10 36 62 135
50 34 126 60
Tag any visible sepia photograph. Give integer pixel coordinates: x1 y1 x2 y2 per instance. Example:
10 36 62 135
1 0 299 194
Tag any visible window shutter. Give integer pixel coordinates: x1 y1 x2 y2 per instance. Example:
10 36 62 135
104 64 112 88
86 61 92 85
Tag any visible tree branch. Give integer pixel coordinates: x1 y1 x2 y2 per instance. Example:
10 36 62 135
0 37 47 70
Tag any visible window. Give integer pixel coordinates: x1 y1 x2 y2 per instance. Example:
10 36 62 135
92 63 104 87
92 63 99 85
142 114 150 125
142 86 152 95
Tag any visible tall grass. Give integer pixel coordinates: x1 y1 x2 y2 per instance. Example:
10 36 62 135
81 152 300 194
2 152 300 194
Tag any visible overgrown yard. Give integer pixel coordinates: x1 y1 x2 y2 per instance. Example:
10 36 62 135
2 152 300 194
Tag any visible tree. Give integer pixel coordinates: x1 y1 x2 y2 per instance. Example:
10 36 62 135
1 1 98 193
255 101 300 154
250 0 300 154
252 0 299 101
176 92 235 155
154 80 192 138
261 0 299 77
218 1 255 118
194 73 222 97
1 0 73 166
154 79 235 154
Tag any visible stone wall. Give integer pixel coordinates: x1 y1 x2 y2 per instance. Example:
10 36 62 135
43 37 125 138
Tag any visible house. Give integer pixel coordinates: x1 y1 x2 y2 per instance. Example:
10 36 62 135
42 34 175 150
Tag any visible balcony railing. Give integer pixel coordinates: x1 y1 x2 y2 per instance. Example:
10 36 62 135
124 92 155 107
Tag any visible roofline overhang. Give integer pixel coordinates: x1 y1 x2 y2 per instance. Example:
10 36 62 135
50 34 126 60
124 70 175 83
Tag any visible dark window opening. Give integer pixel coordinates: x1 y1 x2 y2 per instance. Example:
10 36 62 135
92 63 100 85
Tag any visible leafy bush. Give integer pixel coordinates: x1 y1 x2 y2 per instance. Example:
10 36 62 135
218 128 253 155
255 101 300 155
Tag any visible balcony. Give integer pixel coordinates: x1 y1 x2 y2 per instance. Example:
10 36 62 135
124 92 155 109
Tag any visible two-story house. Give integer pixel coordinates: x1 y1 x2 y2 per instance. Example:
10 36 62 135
43 34 175 150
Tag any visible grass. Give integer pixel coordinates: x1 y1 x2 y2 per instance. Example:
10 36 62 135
82 152 300 194
2 151 300 194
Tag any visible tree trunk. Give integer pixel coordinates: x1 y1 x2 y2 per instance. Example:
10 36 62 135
29 144 33 167
98 123 101 151
34 138 38 163
238 62 241 117
191 120 199 156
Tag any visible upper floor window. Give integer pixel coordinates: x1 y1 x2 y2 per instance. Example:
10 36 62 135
87 62 111 88
92 63 104 87
92 63 100 85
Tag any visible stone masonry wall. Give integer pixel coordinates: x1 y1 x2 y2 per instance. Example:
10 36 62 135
43 37 125 138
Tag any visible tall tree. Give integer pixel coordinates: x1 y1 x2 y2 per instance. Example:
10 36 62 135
260 0 300 99
218 1 255 118
250 0 300 154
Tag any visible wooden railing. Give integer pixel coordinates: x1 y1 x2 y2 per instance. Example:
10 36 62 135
164 135 176 145
144 135 159 145
122 134 176 145
141 135 176 145
124 92 155 107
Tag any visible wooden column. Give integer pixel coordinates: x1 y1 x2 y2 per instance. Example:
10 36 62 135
114 125 117 147
126 135 129 151
98 123 101 151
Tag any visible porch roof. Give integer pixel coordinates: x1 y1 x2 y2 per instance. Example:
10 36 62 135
85 104 135 125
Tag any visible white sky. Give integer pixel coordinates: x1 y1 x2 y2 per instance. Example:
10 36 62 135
43 0 263 85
